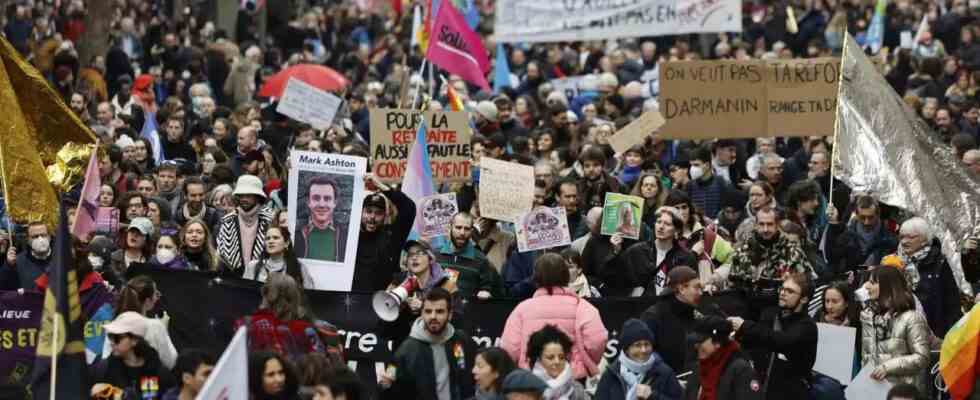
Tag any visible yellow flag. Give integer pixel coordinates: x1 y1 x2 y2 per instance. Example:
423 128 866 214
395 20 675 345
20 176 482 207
0 35 96 227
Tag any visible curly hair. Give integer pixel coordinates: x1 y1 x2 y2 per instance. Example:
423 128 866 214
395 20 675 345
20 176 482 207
526 324 573 367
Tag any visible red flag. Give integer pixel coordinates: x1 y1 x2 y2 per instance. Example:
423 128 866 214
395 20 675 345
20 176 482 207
425 1 490 91
71 146 101 241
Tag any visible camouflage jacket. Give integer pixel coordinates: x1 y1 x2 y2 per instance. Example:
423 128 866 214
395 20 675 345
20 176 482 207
729 233 814 288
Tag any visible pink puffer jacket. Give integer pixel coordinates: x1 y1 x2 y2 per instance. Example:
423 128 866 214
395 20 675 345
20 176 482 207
501 287 608 379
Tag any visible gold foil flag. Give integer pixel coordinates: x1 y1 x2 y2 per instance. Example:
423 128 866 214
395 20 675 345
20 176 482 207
0 35 96 227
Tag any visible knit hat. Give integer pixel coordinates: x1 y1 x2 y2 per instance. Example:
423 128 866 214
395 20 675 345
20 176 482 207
475 101 498 121
620 318 655 350
667 266 699 288
501 369 548 394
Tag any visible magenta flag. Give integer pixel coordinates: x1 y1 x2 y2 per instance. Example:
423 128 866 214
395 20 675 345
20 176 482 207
72 146 101 241
425 1 491 91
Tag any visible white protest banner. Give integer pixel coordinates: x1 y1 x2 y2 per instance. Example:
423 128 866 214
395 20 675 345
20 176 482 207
196 327 248 400
814 323 857 384
478 157 534 223
277 77 343 129
495 0 741 43
419 192 458 239
288 150 367 291
551 76 585 100
516 207 572 252
845 364 894 399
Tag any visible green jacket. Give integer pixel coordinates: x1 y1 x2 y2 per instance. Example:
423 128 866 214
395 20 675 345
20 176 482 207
436 240 507 299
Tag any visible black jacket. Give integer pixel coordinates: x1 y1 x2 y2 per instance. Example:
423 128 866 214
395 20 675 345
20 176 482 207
595 357 683 400
91 347 177 400
641 295 700 375
385 324 476 400
605 240 696 297
683 347 762 400
352 190 416 291
738 308 817 400
913 238 964 337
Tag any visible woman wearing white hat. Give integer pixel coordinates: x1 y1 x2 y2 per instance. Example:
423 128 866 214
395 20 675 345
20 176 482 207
92 311 176 399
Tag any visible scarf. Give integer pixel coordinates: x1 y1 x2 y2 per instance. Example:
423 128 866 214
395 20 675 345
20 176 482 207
569 274 591 297
533 362 575 400
897 244 929 290
698 341 740 400
619 351 658 400
182 202 206 222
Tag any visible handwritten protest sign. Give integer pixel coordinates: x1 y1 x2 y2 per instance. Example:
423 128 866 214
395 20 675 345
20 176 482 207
276 78 343 129
419 193 458 239
478 157 534 223
515 207 572 252
609 111 667 153
495 0 741 43
601 193 644 240
814 323 858 385
659 58 839 138
370 108 472 184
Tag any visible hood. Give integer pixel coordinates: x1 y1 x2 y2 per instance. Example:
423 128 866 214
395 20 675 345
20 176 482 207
410 315 455 345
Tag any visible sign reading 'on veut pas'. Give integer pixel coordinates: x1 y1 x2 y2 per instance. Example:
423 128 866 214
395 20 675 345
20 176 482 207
658 57 840 138
370 109 472 184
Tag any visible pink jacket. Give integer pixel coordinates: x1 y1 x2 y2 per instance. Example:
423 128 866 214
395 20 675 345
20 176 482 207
501 287 608 379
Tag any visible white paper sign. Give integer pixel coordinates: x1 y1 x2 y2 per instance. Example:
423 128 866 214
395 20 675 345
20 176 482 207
288 150 367 291
814 323 858 385
844 364 894 400
495 0 742 43
277 77 343 129
551 76 585 100
196 327 248 400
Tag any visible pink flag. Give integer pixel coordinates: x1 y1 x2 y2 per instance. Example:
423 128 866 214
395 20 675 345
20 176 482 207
72 146 101 241
425 1 491 91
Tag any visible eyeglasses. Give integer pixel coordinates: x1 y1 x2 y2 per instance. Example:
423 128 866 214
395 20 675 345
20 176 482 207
407 250 428 258
779 286 800 295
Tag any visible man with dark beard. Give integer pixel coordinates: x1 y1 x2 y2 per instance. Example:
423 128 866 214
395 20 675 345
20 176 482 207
382 288 476 400
351 174 416 291
435 212 506 300
175 176 223 232
216 175 275 275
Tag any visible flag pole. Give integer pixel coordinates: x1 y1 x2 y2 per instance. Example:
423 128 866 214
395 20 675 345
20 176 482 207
49 313 58 400
412 59 428 110
829 33 849 211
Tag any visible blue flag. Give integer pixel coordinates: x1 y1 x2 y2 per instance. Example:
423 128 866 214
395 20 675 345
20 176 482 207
866 0 887 53
463 0 480 29
141 112 164 163
30 199 87 399
493 42 512 94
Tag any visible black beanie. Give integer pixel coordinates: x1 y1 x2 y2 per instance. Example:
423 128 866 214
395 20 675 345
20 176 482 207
620 318 655 350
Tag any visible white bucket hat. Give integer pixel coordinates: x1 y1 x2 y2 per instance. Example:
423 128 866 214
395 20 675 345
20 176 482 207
233 174 267 199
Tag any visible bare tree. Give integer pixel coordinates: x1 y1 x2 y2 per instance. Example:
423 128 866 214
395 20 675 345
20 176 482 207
76 0 114 66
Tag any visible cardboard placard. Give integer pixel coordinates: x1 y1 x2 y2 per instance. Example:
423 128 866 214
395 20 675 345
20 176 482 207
659 58 840 138
600 193 644 240
276 78 343 129
515 207 572 252
608 111 667 153
419 193 458 239
478 157 534 223
369 108 472 184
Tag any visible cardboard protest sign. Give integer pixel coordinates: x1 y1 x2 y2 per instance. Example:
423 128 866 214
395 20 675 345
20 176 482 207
515 207 572 252
478 157 535 223
601 193 644 240
609 111 667 154
659 58 840 138
288 151 368 291
495 0 741 43
765 58 840 136
370 108 472 184
276 77 343 129
419 193 458 239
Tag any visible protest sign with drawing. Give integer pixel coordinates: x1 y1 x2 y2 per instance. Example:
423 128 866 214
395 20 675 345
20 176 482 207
658 57 840 138
600 193 644 240
276 77 343 129
515 207 572 252
608 111 667 154
94 207 119 236
419 192 458 239
478 157 535 223
369 108 472 184
288 151 367 291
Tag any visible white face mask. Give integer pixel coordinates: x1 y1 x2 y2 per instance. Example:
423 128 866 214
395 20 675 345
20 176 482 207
31 237 50 254
689 165 705 181
88 255 104 269
156 248 176 264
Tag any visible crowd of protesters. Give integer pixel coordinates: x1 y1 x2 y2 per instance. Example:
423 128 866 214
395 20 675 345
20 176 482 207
0 0 979 399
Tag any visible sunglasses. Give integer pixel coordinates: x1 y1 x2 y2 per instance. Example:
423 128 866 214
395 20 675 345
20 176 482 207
107 333 130 343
